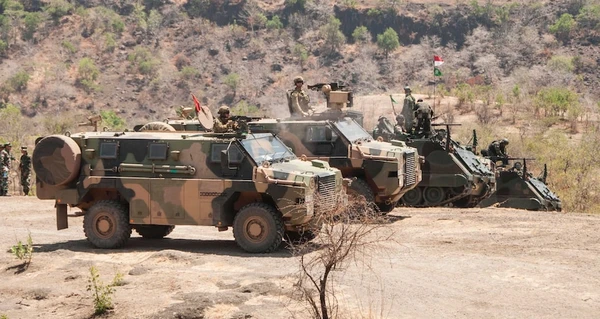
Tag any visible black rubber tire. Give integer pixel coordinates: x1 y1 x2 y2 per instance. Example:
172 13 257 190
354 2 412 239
135 225 175 239
377 201 397 213
348 178 375 203
83 200 131 249
233 203 284 253
139 122 176 132
424 187 446 205
285 230 317 245
402 187 423 206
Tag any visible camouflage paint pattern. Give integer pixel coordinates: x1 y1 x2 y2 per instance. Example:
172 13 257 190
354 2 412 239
247 118 422 208
33 131 345 233
478 161 561 211
373 119 496 207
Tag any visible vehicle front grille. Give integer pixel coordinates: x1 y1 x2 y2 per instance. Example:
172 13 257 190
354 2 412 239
403 151 417 188
316 175 337 213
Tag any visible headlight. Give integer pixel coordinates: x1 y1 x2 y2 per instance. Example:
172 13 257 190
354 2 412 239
308 177 316 189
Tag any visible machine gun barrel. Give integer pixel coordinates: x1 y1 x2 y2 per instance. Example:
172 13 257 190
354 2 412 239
432 123 461 126
307 82 346 91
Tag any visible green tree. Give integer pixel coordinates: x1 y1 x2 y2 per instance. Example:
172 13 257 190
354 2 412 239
549 13 575 43
223 73 240 95
319 16 345 54
44 0 74 24
352 25 369 43
576 4 600 30
23 12 42 40
77 57 100 92
8 70 30 92
127 47 159 76
266 15 283 30
535 87 579 117
293 43 308 68
100 110 126 130
376 27 400 58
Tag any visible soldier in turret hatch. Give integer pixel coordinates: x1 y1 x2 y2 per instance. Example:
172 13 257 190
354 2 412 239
288 76 313 118
213 106 239 133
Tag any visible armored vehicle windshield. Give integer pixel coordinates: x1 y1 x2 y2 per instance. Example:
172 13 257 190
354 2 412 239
241 134 296 164
248 117 422 212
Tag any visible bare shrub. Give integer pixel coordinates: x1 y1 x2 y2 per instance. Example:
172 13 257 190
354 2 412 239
289 197 394 319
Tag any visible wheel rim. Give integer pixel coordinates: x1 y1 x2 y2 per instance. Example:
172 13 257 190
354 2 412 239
243 216 268 243
424 187 445 204
402 188 422 206
93 213 116 239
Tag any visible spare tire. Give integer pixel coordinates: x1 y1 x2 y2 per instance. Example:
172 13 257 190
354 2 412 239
33 135 81 186
138 122 176 132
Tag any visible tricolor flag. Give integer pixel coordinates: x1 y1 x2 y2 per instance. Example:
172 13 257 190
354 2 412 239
434 67 442 77
434 55 444 66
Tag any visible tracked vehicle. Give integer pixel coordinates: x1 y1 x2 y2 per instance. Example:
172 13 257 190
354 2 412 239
33 131 347 253
373 118 495 207
478 159 561 211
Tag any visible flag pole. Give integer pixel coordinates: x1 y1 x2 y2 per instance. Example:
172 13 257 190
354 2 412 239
433 56 436 113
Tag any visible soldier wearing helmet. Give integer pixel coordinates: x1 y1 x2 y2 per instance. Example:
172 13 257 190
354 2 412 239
394 114 406 133
401 85 416 134
287 76 313 118
213 105 239 133
0 143 12 196
487 138 510 166
414 98 434 137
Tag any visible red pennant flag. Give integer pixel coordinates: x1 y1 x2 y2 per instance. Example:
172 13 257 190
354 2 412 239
434 55 444 66
191 94 201 113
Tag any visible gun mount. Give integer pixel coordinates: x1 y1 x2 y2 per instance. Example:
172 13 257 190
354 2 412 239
78 115 103 132
307 82 353 110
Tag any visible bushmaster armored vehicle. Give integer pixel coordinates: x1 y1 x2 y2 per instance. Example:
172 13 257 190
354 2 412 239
478 159 561 211
248 83 422 212
33 131 346 253
373 118 495 207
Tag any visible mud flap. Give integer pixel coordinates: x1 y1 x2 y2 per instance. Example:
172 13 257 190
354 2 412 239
56 203 68 230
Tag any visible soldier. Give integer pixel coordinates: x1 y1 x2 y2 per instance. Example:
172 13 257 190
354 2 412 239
394 114 406 134
19 146 31 196
414 99 434 137
401 86 416 134
0 143 12 196
487 138 509 166
288 76 313 118
213 105 239 133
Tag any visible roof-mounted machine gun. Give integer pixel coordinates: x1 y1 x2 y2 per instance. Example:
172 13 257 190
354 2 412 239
78 115 102 132
308 82 353 110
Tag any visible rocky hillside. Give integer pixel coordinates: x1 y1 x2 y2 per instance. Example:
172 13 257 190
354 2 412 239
0 0 599 128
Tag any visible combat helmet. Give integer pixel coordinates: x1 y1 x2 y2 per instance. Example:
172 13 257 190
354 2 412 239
218 105 230 115
294 76 304 84
404 86 411 92
501 138 509 145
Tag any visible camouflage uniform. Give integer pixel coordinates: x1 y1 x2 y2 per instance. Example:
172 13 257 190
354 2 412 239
401 86 416 133
289 76 312 118
414 100 434 137
394 114 406 133
0 143 12 196
19 147 31 195
487 138 509 166
213 105 239 133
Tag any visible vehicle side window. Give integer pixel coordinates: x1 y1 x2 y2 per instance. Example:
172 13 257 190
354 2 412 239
306 126 337 142
99 142 118 159
210 144 243 164
148 143 168 160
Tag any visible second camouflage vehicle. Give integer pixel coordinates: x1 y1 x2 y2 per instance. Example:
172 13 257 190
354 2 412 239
33 131 347 253
248 84 422 212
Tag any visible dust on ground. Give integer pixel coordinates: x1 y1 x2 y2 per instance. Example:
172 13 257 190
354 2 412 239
1 196 599 318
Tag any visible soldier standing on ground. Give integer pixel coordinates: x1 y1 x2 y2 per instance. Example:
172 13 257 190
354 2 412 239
401 86 416 134
288 76 313 118
414 99 434 137
19 146 31 196
213 105 239 133
487 138 510 166
0 143 12 196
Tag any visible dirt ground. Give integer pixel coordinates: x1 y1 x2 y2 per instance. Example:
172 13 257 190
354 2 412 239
1 196 599 319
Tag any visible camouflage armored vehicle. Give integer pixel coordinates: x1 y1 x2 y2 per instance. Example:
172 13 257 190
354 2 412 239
478 159 561 211
247 84 422 212
33 131 347 253
373 119 495 207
